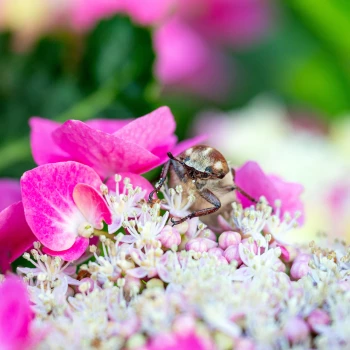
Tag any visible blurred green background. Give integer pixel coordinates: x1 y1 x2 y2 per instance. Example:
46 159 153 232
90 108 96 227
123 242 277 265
1 0 350 179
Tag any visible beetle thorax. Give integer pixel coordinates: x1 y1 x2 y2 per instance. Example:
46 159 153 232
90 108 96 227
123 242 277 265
179 145 229 179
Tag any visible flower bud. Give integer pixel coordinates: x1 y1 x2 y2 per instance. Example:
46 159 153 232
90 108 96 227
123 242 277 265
208 247 224 257
124 275 141 295
224 245 242 265
198 228 216 241
219 231 241 250
235 338 256 350
159 225 181 249
284 317 309 343
307 309 330 332
185 238 208 253
217 255 229 265
290 254 311 280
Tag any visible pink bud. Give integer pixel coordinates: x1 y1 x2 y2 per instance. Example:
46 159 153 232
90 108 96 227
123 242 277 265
290 255 311 280
241 238 258 255
124 275 141 295
235 338 256 350
198 228 216 241
185 238 208 253
218 231 241 250
284 317 309 343
307 309 330 332
224 245 242 265
208 247 224 257
159 225 181 249
217 255 228 265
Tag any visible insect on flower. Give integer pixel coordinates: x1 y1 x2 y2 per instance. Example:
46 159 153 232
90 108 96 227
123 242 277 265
148 145 257 226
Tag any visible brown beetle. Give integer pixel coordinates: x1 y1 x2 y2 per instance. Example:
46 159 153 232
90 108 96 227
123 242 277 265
148 145 257 226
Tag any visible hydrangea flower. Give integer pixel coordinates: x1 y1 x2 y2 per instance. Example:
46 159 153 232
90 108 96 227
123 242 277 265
235 161 305 224
3 152 350 350
20 161 112 260
30 107 204 179
0 276 34 350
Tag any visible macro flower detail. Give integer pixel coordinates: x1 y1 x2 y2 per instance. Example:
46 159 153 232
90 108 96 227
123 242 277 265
30 107 205 179
235 161 305 225
103 173 153 234
20 161 112 260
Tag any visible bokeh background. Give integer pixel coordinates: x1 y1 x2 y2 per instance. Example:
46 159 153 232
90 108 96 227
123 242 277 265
1 0 350 242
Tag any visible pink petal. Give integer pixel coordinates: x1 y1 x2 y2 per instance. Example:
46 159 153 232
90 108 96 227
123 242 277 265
29 117 71 165
113 107 176 151
73 184 112 229
0 202 35 273
120 235 136 244
269 175 305 224
127 267 148 279
235 161 278 207
0 179 22 212
151 135 178 158
43 237 89 261
106 173 154 198
52 120 160 178
21 162 103 251
0 276 32 350
231 266 254 281
85 119 131 134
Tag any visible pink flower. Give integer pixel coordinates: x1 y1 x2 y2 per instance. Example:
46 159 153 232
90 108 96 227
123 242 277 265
145 330 213 350
159 225 181 249
284 317 310 344
0 179 22 212
290 253 311 280
235 161 305 224
20 161 112 261
30 107 204 179
0 202 35 273
0 276 33 350
185 237 217 252
307 309 330 333
176 0 272 48
154 19 232 100
218 231 241 250
153 0 272 97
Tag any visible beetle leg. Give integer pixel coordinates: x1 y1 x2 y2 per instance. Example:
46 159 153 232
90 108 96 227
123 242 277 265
148 160 171 203
230 168 257 204
171 188 221 226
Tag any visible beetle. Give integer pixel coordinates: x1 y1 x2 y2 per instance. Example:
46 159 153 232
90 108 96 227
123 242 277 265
148 145 257 226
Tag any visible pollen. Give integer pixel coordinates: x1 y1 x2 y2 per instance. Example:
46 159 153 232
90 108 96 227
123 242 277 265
214 161 223 170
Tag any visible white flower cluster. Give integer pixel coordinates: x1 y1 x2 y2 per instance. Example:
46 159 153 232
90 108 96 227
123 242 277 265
14 181 350 349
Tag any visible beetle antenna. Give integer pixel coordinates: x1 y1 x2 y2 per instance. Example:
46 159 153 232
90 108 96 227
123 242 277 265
235 186 258 204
